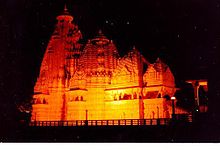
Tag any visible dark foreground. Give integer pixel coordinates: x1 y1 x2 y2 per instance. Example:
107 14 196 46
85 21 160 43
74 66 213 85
1 114 220 142
1 122 220 142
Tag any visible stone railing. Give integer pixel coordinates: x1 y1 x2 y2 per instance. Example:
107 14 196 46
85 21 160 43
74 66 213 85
29 118 171 126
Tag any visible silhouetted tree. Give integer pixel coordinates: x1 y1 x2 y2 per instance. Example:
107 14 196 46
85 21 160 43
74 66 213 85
175 82 195 111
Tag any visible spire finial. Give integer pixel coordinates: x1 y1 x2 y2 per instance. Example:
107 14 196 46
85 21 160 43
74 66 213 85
98 29 103 35
156 57 161 62
133 45 136 50
64 4 68 12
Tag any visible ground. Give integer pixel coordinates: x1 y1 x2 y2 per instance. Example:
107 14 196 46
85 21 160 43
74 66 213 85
1 113 220 142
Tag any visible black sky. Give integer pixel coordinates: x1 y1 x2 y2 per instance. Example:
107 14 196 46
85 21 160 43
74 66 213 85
0 0 219 124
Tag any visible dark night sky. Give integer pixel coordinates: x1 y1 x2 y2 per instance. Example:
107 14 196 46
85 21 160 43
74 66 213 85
0 0 219 124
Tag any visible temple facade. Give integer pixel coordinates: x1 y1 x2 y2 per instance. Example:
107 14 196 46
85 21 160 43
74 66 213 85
31 6 186 122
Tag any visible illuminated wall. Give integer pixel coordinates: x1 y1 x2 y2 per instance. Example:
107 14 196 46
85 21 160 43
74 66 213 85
31 6 186 122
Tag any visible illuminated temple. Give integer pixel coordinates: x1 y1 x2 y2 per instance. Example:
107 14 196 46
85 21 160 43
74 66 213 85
31 6 186 122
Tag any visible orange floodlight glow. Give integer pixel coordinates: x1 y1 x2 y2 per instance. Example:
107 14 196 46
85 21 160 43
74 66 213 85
31 5 188 123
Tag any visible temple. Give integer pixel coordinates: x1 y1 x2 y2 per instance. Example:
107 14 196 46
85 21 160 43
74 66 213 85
31 6 187 122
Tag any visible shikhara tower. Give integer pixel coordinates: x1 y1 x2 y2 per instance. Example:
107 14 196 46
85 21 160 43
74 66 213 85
32 5 186 122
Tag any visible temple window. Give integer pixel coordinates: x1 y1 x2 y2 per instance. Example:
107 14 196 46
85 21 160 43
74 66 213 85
157 93 161 98
75 96 79 101
36 98 41 104
119 94 122 100
145 91 159 99
43 98 47 104
80 96 83 101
